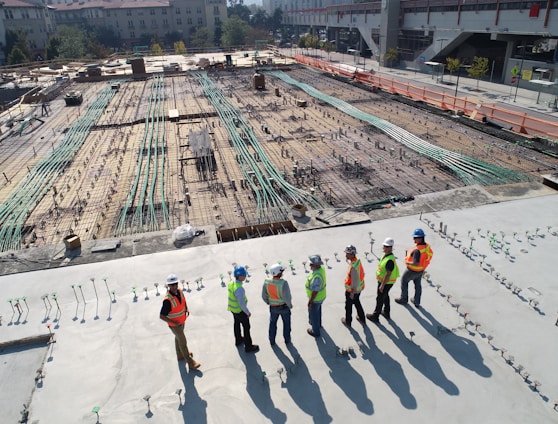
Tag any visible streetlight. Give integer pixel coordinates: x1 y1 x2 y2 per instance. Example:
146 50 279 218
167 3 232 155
513 44 532 103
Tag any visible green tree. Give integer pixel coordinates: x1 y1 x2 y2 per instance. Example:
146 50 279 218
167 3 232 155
174 41 187 54
7 47 28 65
221 15 249 46
384 47 398 67
228 4 251 21
270 8 283 32
151 43 163 55
446 57 461 81
57 25 86 59
45 36 62 60
191 27 211 49
467 56 489 89
250 9 268 29
323 41 335 60
5 30 32 60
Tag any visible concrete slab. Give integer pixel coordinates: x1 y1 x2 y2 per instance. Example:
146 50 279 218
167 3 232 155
1 193 558 423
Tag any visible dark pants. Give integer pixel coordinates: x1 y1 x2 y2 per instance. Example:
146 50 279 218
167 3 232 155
345 291 365 325
232 311 252 347
374 282 394 315
399 269 423 305
269 305 291 343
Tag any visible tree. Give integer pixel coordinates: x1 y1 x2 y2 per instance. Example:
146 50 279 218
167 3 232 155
191 27 211 49
221 15 249 47
467 56 489 89
322 42 335 60
5 30 32 61
45 37 62 60
270 8 283 33
384 47 398 68
228 4 251 22
250 9 268 29
446 57 461 81
57 25 86 59
151 43 163 55
174 41 186 54
7 47 28 65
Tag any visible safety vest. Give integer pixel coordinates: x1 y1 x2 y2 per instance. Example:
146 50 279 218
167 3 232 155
164 291 187 327
265 279 286 306
305 267 327 302
227 280 247 313
344 258 365 292
405 243 433 272
376 253 400 284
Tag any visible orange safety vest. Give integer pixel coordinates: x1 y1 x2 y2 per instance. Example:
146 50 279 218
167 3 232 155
344 258 365 292
165 291 187 327
405 243 433 272
265 279 286 306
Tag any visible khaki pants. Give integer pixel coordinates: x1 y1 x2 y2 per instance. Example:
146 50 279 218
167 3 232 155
169 324 190 359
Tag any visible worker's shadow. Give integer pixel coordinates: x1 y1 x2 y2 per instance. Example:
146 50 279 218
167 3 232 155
357 326 417 409
317 329 374 415
239 350 287 423
409 307 492 378
376 319 459 396
178 366 207 422
272 343 333 423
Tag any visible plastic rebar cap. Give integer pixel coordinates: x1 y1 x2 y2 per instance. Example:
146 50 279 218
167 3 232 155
382 237 394 247
270 263 285 277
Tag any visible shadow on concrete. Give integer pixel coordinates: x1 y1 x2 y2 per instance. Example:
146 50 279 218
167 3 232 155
238 349 287 423
178 365 207 422
410 307 492 378
316 329 374 415
377 319 460 396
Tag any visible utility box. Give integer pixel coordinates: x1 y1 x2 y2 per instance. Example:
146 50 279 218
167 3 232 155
63 234 81 250
253 73 265 89
291 204 307 218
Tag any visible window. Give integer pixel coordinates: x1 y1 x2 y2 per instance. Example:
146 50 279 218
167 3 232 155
127 10 132 16
128 20 134 28
187 17 192 24
106 10 111 17
214 6 220 14
162 9 167 15
150 9 155 15
139 19 145 26
186 7 191 14
214 17 221 24
130 31 135 38
197 7 202 13
176 7 181 14
163 18 168 25
198 17 203 24
177 17 182 24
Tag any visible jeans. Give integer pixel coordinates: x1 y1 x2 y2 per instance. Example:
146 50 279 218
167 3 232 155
374 282 393 315
345 291 365 325
169 324 190 359
399 269 424 304
232 311 253 347
308 302 322 336
269 305 291 343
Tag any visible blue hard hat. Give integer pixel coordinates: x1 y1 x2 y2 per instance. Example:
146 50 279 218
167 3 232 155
413 228 425 238
234 266 247 278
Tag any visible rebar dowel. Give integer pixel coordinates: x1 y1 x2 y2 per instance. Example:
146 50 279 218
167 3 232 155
90 278 99 302
8 299 15 313
78 285 86 304
52 294 61 313
22 296 29 310
103 278 111 298
71 285 80 303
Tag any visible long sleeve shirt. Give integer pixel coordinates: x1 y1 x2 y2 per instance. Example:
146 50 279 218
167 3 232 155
234 286 250 315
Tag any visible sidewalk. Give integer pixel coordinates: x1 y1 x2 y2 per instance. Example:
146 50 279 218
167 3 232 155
281 49 558 119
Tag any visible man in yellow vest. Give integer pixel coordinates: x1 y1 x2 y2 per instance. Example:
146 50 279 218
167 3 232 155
366 238 399 323
395 228 434 307
159 273 201 370
228 266 259 353
306 255 326 337
262 263 293 345
341 245 366 328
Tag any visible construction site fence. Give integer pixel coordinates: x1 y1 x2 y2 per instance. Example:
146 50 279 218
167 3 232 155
295 55 558 141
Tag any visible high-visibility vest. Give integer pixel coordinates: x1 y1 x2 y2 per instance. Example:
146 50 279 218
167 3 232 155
227 280 246 313
344 258 365 292
376 253 400 284
305 267 327 302
265 279 286 306
165 291 187 327
405 243 433 272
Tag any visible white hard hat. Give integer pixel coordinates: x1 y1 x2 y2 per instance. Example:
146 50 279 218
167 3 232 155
270 263 285 277
166 274 179 284
382 237 394 247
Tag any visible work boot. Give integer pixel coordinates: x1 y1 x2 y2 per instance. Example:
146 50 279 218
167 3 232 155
341 317 351 328
366 313 379 323
177 351 193 361
381 310 391 320
356 316 366 325
394 298 408 305
245 344 259 353
187 357 201 369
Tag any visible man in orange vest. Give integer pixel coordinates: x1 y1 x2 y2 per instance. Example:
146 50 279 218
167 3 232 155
160 274 200 370
395 228 434 307
341 245 366 328
262 263 293 346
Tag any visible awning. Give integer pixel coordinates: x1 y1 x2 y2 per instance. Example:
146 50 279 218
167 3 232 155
529 80 557 86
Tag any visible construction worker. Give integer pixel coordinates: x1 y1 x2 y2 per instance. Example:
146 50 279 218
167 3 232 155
262 263 293 345
341 245 366 328
306 255 326 337
228 266 259 353
367 238 400 322
159 274 201 370
395 228 434 307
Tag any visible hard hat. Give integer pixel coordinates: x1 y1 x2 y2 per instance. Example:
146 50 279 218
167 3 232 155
382 237 394 247
308 255 323 266
344 245 357 255
270 263 285 277
413 228 426 238
234 266 247 278
166 274 179 284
